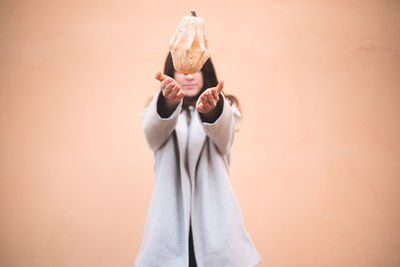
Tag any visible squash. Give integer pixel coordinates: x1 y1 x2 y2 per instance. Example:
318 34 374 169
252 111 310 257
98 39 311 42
169 11 210 74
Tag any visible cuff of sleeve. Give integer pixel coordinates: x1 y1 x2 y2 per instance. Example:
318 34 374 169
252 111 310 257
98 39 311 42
155 90 183 120
198 93 229 126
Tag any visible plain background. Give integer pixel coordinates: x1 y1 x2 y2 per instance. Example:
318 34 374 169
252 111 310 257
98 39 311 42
1 0 399 266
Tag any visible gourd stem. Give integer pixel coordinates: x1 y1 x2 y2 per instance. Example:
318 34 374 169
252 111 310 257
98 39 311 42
191 11 197 17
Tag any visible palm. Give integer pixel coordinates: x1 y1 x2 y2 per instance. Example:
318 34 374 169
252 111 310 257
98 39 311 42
196 81 224 114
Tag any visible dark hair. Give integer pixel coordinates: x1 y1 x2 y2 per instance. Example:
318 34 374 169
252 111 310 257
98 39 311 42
163 52 241 113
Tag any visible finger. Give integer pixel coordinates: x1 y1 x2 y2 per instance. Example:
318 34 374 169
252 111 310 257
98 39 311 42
205 93 216 107
215 80 224 94
210 96 217 107
163 80 175 96
155 72 170 82
206 91 215 105
160 80 166 90
171 85 181 98
196 102 205 113
196 97 203 106
160 77 171 90
201 94 209 106
176 88 185 98
196 97 204 109
202 96 212 111
207 89 218 103
200 90 210 101
161 79 170 93
211 88 218 99
166 81 177 97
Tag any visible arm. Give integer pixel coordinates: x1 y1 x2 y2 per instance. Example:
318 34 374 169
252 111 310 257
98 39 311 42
197 93 241 155
142 72 185 151
196 81 241 155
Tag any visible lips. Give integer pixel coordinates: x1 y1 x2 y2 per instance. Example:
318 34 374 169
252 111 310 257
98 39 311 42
185 84 196 88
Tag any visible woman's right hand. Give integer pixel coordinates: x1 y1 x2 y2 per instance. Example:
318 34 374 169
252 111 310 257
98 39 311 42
155 72 185 108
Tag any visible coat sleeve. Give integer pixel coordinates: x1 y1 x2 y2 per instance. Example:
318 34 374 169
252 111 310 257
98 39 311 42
142 89 183 151
196 93 241 155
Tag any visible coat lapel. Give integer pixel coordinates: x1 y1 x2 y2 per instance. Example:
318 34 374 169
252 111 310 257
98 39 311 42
188 109 207 180
174 108 207 236
175 108 207 181
174 110 192 235
174 111 187 165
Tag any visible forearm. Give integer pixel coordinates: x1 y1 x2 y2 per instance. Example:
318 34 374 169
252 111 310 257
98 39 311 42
143 90 182 151
199 96 223 123
198 94 237 155
158 93 181 118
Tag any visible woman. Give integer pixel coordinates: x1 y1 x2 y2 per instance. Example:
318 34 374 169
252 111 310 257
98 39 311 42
135 53 262 267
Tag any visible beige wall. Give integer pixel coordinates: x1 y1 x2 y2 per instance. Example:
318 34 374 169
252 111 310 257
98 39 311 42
1 1 399 266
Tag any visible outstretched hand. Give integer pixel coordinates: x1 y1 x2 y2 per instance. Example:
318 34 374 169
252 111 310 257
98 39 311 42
155 72 185 107
196 81 224 114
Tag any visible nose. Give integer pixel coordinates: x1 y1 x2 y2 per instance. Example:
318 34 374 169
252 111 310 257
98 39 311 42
185 74 194 80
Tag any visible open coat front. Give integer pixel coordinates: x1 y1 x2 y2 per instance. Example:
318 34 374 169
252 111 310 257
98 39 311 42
135 90 262 267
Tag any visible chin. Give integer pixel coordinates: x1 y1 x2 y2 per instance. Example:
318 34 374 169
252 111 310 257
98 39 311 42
184 90 200 98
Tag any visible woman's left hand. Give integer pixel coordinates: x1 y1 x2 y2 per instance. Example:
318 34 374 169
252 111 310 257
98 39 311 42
196 81 224 114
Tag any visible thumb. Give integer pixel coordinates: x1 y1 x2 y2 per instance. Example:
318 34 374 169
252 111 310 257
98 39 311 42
215 80 224 94
155 72 169 82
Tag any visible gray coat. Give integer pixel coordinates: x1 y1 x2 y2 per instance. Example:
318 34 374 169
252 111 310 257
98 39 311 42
135 90 262 267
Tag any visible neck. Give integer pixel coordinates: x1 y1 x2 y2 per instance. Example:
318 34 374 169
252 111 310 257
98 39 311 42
182 96 197 109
